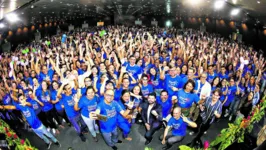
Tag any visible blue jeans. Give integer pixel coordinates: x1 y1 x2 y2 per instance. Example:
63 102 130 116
33 124 58 144
229 96 241 116
68 114 87 134
102 127 118 147
81 115 99 137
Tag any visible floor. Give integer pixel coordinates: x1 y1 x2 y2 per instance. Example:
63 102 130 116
21 118 229 150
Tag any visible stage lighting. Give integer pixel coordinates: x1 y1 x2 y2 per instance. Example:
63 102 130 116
166 20 172 27
231 8 240 16
214 0 225 10
188 0 203 5
6 13 19 23
0 23 4 28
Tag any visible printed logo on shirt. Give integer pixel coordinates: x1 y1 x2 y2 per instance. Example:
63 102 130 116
87 103 97 112
168 80 178 88
172 123 181 130
106 108 117 118
33 103 39 110
22 109 31 118
179 96 189 105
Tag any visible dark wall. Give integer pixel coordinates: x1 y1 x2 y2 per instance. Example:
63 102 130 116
1 15 266 52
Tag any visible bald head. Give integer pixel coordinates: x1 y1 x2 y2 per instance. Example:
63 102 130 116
173 107 181 119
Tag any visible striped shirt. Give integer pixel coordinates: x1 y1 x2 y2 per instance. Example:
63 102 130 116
200 97 222 124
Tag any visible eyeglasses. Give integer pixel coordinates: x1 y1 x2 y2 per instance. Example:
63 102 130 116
85 80 92 82
142 78 148 81
105 94 114 97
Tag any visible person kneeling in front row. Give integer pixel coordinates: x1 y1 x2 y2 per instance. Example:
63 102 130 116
160 107 197 150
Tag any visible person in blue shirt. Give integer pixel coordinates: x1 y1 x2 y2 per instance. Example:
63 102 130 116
207 65 217 83
149 67 164 96
218 66 229 80
156 90 172 122
27 89 43 116
140 74 154 98
160 66 182 97
126 55 142 80
50 81 70 126
0 94 61 149
74 86 100 142
90 89 132 150
36 81 61 135
224 78 237 118
160 107 197 150
81 77 93 95
175 79 200 116
57 81 87 142
117 90 135 141
36 64 54 83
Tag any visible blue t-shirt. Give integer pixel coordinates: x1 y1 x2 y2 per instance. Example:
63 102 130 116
207 73 217 83
3 94 12 105
164 74 182 96
150 75 163 90
117 100 128 123
225 85 237 106
177 90 199 108
157 97 172 118
168 117 188 136
218 73 228 80
15 104 42 129
38 70 54 82
51 90 63 111
27 98 42 115
36 89 53 112
141 84 154 97
97 101 123 133
60 89 79 118
126 64 142 79
78 95 99 117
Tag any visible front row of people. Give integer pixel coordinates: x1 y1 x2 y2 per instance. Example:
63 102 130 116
0 83 223 150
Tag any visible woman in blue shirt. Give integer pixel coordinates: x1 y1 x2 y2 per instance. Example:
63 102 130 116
117 90 134 141
140 74 154 99
50 81 70 126
149 67 163 96
74 86 99 142
176 79 200 116
36 81 61 135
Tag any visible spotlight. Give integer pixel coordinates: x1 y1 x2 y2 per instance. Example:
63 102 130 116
214 0 225 10
231 8 240 16
166 20 172 27
188 0 203 5
6 13 19 23
0 23 4 28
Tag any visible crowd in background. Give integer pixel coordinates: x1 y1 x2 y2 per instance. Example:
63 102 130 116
0 26 265 150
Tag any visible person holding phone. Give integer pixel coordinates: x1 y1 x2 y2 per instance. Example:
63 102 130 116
160 107 197 150
90 89 132 150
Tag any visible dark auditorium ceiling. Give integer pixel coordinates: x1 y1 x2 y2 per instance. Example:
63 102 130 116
0 0 266 25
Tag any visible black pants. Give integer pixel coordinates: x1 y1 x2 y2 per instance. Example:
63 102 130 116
39 109 61 129
145 122 162 141
190 119 212 148
57 109 70 124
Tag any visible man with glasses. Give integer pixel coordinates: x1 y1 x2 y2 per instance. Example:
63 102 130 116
195 72 211 99
0 94 61 149
180 67 196 88
90 89 132 150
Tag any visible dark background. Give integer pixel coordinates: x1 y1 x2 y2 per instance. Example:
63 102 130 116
0 14 266 53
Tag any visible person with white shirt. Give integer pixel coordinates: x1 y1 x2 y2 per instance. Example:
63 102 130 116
195 73 212 99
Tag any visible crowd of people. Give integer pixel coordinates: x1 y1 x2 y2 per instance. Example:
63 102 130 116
0 26 265 150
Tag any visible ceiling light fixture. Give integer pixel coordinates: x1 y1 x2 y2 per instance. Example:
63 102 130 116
232 0 237 4
6 13 19 23
257 1 260 4
231 8 240 16
214 0 225 10
0 23 4 28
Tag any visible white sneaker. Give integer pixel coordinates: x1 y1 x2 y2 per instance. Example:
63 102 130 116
204 131 207 134
52 129 56 135
189 131 195 135
224 113 229 117
62 119 66 123
229 115 232 121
